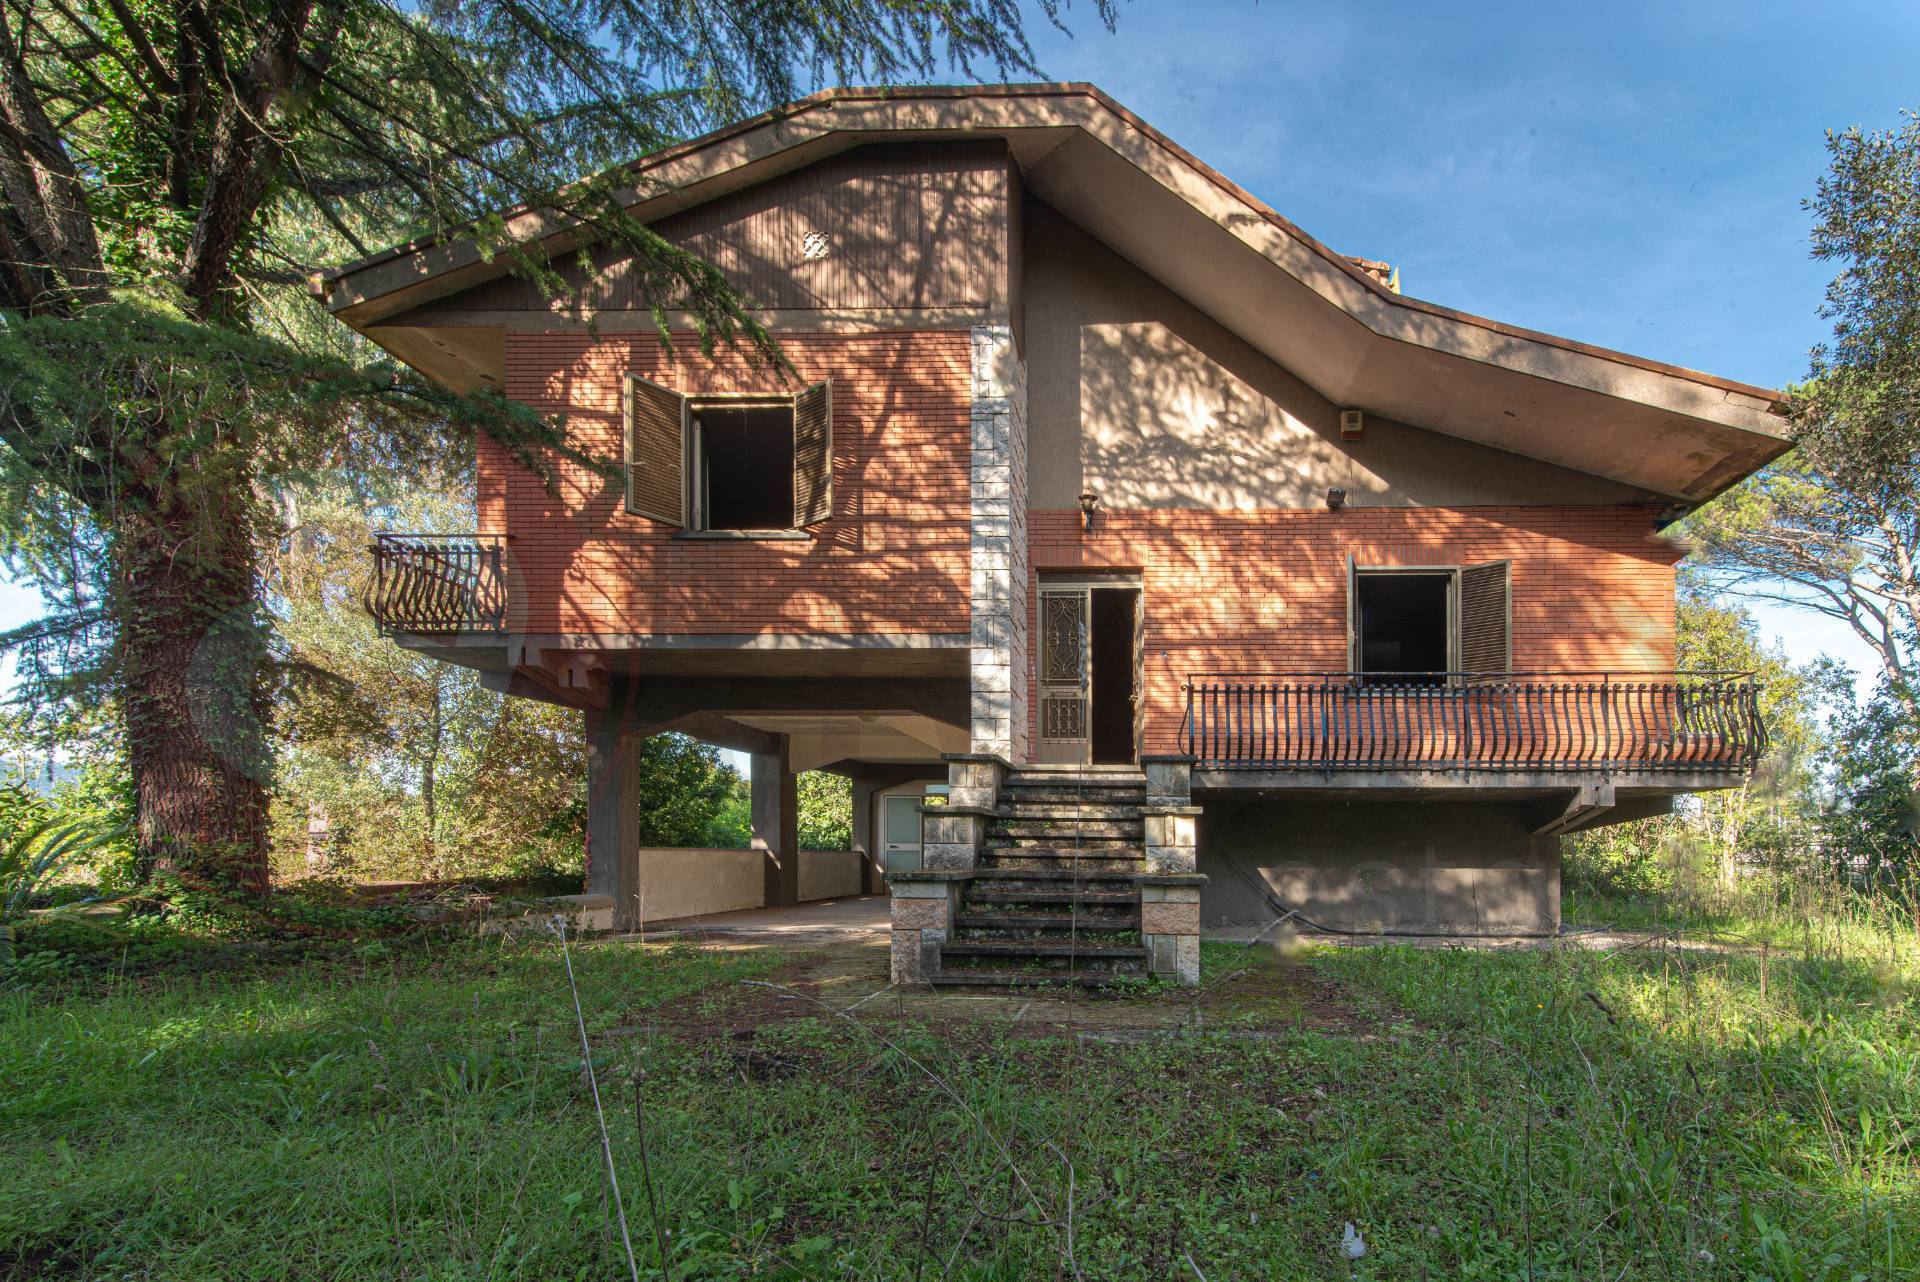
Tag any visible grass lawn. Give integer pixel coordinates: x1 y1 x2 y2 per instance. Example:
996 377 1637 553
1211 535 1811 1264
2 913 1915 1280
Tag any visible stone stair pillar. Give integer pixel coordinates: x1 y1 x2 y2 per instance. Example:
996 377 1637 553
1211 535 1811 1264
1140 754 1204 986
886 752 1006 983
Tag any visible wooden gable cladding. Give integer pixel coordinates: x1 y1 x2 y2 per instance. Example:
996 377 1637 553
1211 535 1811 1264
450 141 1014 317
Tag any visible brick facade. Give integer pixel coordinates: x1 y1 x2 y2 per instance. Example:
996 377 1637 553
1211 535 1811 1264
1026 505 1680 758
484 330 972 637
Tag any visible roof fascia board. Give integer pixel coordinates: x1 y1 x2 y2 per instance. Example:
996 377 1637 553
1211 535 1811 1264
320 82 1785 439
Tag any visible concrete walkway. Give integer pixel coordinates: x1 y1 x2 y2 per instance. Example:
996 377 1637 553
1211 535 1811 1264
623 894 889 943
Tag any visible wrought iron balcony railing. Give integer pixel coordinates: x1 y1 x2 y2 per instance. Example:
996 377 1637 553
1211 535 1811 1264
1183 672 1764 774
367 534 508 634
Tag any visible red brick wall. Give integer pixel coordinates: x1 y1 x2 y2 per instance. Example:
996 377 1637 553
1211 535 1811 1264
485 330 971 636
1026 506 1680 756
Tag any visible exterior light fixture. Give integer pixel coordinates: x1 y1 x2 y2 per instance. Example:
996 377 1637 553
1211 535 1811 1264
1079 489 1102 531
1325 488 1347 511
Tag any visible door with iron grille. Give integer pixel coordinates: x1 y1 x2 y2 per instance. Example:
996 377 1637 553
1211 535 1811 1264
1037 587 1091 765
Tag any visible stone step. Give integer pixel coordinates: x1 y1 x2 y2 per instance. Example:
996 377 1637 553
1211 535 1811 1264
997 803 1145 821
980 858 1144 876
989 822 1142 841
963 888 1140 907
954 912 1141 932
996 784 1148 805
985 838 1142 856
928 970 1139 990
943 940 1148 961
1004 770 1146 788
982 844 1144 860
969 868 1138 884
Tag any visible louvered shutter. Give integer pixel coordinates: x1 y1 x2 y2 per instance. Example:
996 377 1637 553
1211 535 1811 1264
1458 560 1511 675
624 375 685 525
793 380 833 527
1345 554 1360 672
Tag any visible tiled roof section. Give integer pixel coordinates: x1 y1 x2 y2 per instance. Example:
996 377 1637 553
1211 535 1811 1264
1346 257 1399 294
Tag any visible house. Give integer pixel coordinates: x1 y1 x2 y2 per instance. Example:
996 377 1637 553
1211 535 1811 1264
318 84 1787 987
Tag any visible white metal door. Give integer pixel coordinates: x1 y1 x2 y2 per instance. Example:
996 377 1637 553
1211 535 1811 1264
880 793 923 873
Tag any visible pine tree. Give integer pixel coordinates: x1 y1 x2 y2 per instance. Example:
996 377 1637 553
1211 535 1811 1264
0 0 1112 892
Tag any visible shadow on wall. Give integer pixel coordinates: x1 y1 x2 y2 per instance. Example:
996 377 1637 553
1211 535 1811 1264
1196 796 1561 936
1021 195 1659 513
482 330 972 638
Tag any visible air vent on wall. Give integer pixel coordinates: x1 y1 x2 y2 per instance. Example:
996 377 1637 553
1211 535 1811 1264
802 231 831 261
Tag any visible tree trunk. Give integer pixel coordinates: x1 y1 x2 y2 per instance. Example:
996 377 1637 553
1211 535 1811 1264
117 478 273 893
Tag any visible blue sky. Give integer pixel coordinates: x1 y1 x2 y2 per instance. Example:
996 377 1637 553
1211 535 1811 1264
3 0 1912 699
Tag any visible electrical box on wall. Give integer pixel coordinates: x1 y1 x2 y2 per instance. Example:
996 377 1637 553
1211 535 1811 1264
1339 409 1365 440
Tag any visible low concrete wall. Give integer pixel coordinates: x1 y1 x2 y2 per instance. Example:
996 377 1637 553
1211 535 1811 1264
634 847 865 923
799 849 863 901
1198 796 1560 935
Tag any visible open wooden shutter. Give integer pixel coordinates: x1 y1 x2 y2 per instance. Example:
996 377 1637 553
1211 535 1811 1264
793 379 833 527
624 375 685 525
1345 554 1360 672
1458 560 1511 675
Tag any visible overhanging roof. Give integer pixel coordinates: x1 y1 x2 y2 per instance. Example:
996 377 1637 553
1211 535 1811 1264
317 83 1790 502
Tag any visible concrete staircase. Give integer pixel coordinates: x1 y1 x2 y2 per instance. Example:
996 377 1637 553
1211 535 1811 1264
931 770 1152 988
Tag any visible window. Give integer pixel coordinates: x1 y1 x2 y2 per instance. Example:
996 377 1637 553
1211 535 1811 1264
1348 560 1510 683
1354 571 1452 684
693 404 795 530
623 376 833 533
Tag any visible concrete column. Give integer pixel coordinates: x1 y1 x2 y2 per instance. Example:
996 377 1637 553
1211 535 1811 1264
850 776 884 894
584 710 641 929
968 325 1030 762
752 736 799 908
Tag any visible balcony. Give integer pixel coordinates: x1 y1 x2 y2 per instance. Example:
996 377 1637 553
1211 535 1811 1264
1182 672 1764 779
367 534 508 635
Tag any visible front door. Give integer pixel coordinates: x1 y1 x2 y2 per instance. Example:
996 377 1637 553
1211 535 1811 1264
1037 578 1142 766
1038 587 1091 764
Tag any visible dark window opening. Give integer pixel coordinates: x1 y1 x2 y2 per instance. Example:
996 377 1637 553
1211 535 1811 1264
1356 572 1450 684
695 405 794 530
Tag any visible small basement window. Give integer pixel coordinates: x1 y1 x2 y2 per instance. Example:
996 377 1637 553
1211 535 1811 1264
692 404 795 531
1355 571 1451 684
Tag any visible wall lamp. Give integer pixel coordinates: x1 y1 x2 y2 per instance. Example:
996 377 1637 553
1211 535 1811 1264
1325 488 1347 511
1079 489 1102 531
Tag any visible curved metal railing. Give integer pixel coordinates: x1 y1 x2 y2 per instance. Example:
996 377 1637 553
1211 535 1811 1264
1182 671 1763 773
367 534 508 634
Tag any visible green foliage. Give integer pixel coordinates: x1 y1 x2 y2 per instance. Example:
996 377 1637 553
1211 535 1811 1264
0 810 129 966
1817 681 1920 884
1565 584 1826 900
268 481 589 883
634 736 746 849
798 771 852 850
1687 112 1920 797
0 905 1913 1278
0 762 136 895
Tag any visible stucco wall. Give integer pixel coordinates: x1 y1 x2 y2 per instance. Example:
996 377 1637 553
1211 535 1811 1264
632 847 863 923
1027 504 1680 757
484 329 972 637
1199 797 1561 935
797 849 863 901
1020 198 1659 511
